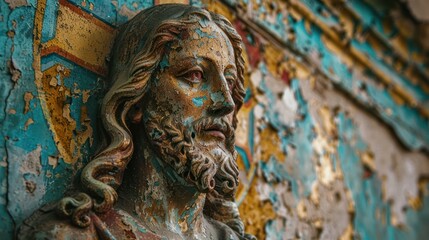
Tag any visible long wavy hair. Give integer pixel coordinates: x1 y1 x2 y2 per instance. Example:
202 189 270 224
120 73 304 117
57 4 248 238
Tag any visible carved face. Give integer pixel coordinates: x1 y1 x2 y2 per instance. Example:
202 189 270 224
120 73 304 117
149 21 236 140
140 21 239 195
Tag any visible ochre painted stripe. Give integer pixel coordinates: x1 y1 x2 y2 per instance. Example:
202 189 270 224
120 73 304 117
41 45 107 76
155 0 190 5
41 0 116 76
60 0 115 33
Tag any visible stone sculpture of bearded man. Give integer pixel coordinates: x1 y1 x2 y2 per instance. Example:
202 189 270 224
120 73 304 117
19 4 254 240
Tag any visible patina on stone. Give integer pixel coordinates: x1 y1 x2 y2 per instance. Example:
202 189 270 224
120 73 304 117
18 4 254 240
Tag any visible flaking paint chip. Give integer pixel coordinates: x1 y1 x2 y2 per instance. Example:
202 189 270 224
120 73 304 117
24 92 34 114
24 118 34 130
48 156 59 169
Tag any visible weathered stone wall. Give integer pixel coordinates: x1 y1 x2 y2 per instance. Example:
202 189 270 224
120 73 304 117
1 0 428 239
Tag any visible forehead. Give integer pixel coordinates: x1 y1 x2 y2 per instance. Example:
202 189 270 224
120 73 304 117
168 21 235 67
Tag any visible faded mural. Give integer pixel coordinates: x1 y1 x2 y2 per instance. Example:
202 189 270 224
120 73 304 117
1 0 429 239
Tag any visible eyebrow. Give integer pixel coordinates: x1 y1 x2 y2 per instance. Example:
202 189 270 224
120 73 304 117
170 55 237 73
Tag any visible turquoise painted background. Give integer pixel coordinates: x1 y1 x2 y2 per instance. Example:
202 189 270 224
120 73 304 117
1 0 428 239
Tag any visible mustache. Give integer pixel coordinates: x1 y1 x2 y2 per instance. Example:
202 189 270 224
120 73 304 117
192 117 235 151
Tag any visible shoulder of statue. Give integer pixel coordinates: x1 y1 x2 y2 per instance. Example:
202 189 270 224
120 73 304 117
96 207 162 240
18 202 163 240
205 216 256 240
17 203 98 240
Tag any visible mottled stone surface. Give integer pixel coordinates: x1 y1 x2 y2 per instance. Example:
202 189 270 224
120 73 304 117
17 4 252 239
1 0 429 239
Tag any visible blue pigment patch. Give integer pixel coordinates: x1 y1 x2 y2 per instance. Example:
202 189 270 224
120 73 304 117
159 55 169 71
195 28 215 39
192 96 207 107
210 91 225 103
41 0 59 43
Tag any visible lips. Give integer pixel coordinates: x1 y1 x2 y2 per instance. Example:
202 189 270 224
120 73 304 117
203 123 227 140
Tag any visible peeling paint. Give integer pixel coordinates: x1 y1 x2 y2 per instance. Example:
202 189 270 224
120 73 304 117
23 118 34 130
1 0 429 239
5 0 28 9
192 96 207 107
23 92 33 114
210 91 225 103
7 145 45 225
7 60 21 83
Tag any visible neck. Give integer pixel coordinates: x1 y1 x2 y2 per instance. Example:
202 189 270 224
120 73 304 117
117 139 207 238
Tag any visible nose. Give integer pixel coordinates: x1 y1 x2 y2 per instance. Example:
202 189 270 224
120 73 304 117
208 76 235 117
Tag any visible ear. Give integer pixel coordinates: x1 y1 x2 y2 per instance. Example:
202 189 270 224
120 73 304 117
128 105 143 124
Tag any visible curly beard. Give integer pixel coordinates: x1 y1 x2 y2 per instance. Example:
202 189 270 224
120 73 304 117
144 115 240 198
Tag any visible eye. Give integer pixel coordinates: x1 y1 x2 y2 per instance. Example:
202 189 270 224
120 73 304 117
183 70 204 83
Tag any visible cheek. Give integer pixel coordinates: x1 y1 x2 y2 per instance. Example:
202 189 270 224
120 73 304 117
151 81 211 118
146 82 180 115
181 90 211 117
154 72 221 118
